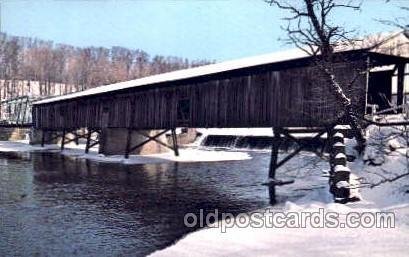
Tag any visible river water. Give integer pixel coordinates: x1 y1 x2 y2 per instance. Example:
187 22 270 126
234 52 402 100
0 150 323 256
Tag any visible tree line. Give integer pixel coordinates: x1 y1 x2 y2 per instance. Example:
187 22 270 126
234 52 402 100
0 32 213 96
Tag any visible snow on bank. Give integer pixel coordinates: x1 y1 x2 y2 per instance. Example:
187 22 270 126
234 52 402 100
150 121 409 257
150 204 409 257
150 186 409 257
0 140 58 152
0 140 251 164
61 148 251 164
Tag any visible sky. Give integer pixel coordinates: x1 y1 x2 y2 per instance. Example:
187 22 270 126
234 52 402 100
1 0 408 61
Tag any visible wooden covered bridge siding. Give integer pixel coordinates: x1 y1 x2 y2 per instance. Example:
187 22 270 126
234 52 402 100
33 61 366 130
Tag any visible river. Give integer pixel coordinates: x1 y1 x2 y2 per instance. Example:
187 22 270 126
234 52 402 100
0 150 322 256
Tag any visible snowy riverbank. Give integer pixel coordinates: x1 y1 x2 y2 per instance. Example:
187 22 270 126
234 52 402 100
150 203 409 257
150 124 409 257
2 124 409 256
149 164 409 257
0 140 252 164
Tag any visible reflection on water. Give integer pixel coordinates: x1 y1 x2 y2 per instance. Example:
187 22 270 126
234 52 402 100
0 151 310 256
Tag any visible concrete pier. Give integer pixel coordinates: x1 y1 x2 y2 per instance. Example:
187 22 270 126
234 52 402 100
29 129 61 145
0 127 30 141
28 128 198 156
99 128 170 155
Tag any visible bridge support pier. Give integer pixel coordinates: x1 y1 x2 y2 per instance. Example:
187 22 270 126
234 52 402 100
98 128 173 158
31 128 86 148
29 129 59 145
32 127 177 157
267 125 360 204
268 127 329 180
266 127 330 204
85 129 102 154
59 129 84 150
0 127 30 141
269 127 281 180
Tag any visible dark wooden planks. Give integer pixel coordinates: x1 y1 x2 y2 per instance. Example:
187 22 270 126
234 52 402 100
33 60 367 130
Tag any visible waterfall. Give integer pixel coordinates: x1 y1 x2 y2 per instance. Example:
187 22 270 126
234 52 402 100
200 134 328 151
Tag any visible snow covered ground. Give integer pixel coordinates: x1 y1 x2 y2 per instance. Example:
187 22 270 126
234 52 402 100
60 147 252 164
150 167 409 257
150 203 409 257
1 124 409 256
0 140 56 152
0 140 251 164
149 124 409 257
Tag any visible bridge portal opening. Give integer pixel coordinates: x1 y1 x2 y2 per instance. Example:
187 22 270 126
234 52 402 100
367 63 407 113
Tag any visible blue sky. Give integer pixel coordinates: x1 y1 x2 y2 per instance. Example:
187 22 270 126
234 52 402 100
1 0 407 61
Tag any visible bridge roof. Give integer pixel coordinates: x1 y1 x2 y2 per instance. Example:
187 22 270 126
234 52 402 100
34 48 408 105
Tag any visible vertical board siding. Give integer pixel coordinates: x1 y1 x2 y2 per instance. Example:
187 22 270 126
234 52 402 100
33 61 366 130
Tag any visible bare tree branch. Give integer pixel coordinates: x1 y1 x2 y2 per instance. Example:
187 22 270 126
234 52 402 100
266 0 367 153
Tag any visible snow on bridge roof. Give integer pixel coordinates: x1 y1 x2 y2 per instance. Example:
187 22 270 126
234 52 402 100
34 47 408 106
33 48 311 105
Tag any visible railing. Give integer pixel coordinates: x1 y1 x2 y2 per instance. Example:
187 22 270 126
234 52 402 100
0 96 37 127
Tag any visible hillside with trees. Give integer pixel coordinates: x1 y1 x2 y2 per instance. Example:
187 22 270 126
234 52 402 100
0 32 213 99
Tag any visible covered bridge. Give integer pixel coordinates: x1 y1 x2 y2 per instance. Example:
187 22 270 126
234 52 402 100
32 48 408 158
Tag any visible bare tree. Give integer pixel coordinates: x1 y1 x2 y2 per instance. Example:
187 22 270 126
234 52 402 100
0 32 214 99
266 0 367 153
382 0 408 32
354 0 409 189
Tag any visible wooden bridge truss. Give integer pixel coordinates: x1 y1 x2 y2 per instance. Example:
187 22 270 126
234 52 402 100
269 127 331 179
40 127 180 158
40 129 101 152
0 96 35 127
125 128 179 158
268 125 354 202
